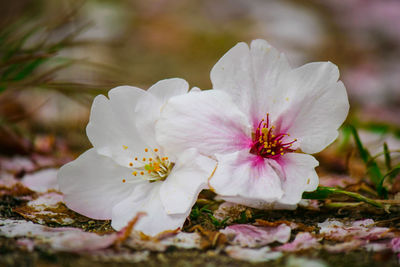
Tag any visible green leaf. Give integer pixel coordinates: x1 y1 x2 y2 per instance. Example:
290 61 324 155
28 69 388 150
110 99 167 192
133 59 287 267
189 206 200 220
383 142 392 171
208 214 222 227
350 125 369 163
349 126 385 195
303 186 384 209
379 165 400 187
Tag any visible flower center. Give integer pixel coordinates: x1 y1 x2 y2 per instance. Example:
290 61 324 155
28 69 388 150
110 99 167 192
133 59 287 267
122 147 174 184
250 113 297 159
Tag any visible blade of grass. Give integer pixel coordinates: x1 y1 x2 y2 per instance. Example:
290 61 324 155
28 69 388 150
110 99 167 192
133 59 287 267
349 126 385 196
303 186 384 209
379 165 400 188
383 142 392 171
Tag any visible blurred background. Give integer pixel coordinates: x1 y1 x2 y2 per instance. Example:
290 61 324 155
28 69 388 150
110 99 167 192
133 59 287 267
0 0 399 158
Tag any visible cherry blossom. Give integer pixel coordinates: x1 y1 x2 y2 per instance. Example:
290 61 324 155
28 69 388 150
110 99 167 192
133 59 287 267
58 79 216 236
156 40 349 207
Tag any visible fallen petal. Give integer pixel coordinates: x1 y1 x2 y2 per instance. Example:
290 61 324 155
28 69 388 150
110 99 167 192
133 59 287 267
276 232 321 251
225 245 283 263
22 168 59 192
221 224 291 248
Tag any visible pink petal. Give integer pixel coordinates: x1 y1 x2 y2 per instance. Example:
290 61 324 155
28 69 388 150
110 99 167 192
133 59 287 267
276 232 321 251
221 224 291 247
209 150 283 203
156 90 252 156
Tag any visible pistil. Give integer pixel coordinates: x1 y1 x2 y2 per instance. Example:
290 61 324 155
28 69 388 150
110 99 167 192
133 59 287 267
122 147 174 184
250 113 297 159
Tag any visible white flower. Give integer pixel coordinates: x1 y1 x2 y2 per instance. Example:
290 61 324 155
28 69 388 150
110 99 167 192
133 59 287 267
156 40 349 208
57 78 216 236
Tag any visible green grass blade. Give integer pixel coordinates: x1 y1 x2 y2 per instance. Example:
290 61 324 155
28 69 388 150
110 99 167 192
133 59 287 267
303 186 384 208
383 142 392 171
349 126 384 195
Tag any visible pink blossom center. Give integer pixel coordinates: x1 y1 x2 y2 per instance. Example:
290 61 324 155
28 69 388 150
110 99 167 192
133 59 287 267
250 113 297 159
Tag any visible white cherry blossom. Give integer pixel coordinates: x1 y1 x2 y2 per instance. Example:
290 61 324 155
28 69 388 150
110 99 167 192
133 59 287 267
156 40 349 208
58 79 216 236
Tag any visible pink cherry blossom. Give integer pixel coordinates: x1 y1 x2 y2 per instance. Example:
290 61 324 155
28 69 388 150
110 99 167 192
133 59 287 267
156 40 349 207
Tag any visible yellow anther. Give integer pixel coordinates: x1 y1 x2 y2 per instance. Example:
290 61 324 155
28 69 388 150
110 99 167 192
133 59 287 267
280 148 283 151
145 148 149 152
285 97 289 101
140 171 144 175
307 178 310 185
132 171 137 176
148 170 152 174
129 162 133 166
135 157 138 161
142 158 146 161
267 150 271 153
122 145 128 150
165 157 168 160
271 152 275 155
122 179 126 183
154 148 158 152
149 158 153 162
272 126 275 129
271 135 275 138
281 152 284 155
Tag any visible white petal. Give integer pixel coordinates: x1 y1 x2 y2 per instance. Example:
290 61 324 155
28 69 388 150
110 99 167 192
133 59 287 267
135 79 189 149
147 78 189 103
210 39 291 127
277 153 319 205
111 183 187 236
86 86 148 166
156 90 252 156
159 149 216 215
277 62 349 154
57 149 138 220
190 87 201 92
209 150 284 202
